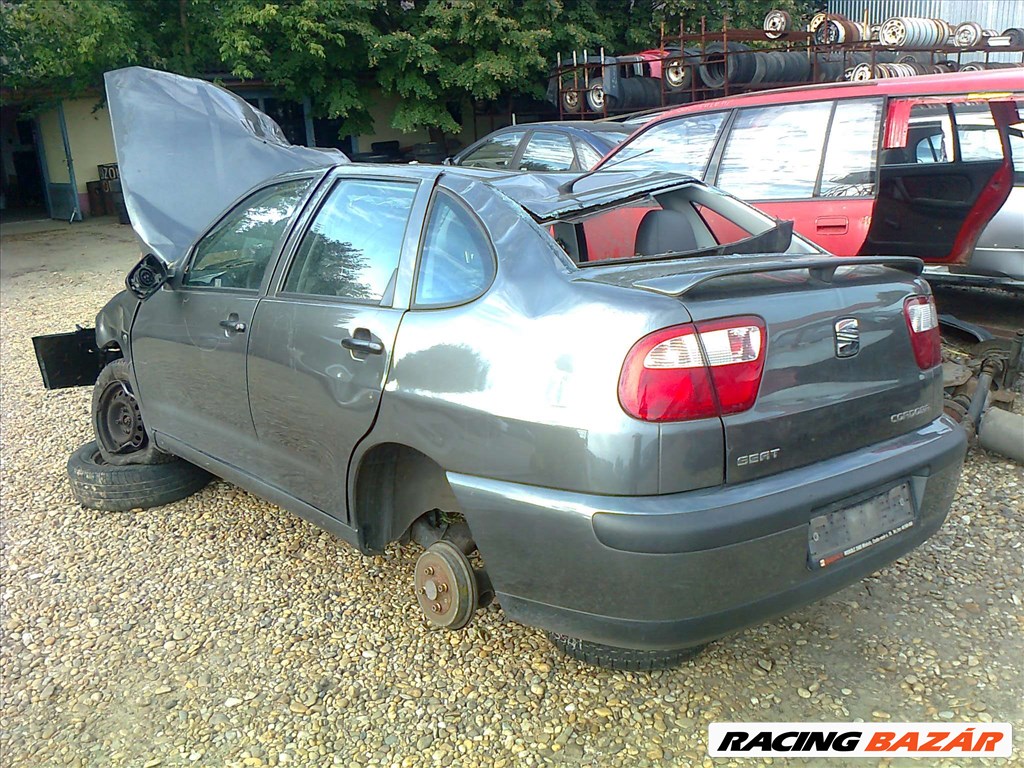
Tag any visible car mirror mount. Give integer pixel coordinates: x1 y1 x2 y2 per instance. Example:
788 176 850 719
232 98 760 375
126 253 174 299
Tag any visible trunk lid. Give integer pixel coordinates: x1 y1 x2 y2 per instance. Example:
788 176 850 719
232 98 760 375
580 254 942 484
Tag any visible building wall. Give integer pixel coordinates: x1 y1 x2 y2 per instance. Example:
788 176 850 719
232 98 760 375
37 96 118 216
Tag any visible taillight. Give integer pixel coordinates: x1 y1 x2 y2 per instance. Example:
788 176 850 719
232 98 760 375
619 316 766 422
903 295 941 370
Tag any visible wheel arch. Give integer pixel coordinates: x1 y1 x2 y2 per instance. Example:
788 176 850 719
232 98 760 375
350 442 462 553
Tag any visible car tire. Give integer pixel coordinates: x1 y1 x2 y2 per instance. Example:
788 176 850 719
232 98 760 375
584 81 606 113
67 441 211 512
548 632 707 671
92 359 173 466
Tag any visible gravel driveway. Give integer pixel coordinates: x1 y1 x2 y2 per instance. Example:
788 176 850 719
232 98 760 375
2 220 1022 767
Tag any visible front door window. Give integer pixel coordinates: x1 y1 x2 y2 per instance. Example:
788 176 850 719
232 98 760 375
186 178 313 291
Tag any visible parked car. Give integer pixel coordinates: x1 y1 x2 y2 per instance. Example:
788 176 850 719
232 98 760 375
591 70 1023 287
38 158 967 669
449 121 633 171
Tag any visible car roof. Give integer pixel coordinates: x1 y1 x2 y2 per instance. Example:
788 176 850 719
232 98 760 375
630 69 1024 126
311 162 694 219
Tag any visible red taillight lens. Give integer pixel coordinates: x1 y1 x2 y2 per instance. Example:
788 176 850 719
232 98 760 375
697 316 767 414
618 316 766 422
903 295 941 370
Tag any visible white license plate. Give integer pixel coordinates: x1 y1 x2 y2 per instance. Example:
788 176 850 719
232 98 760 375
808 482 915 569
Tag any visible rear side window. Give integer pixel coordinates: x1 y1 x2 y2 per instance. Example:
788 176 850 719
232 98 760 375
283 179 416 302
820 99 883 197
519 131 576 171
716 101 832 200
574 139 603 169
459 131 524 169
611 112 726 178
414 192 495 307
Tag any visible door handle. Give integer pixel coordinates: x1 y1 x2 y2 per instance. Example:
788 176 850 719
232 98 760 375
219 314 246 333
342 330 384 355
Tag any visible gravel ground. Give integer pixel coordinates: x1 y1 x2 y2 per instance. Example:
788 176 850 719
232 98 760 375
1 220 1022 767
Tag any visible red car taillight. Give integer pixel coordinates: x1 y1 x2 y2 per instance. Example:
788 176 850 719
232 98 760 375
618 316 766 422
903 295 941 370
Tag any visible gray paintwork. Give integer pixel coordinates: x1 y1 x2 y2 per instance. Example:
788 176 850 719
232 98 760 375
967 185 1024 281
97 162 966 651
105 68 345 266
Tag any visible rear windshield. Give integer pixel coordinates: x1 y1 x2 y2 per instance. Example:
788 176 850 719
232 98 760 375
548 183 819 266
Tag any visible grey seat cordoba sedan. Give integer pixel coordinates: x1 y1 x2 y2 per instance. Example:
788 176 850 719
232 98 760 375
35 69 967 670
39 161 967 670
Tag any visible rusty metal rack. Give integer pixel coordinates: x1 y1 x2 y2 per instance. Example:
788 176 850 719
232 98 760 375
549 16 1024 120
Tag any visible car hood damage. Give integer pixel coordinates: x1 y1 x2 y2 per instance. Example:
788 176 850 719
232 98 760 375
104 66 347 265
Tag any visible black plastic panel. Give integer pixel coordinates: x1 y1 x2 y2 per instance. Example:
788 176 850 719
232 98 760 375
32 328 102 389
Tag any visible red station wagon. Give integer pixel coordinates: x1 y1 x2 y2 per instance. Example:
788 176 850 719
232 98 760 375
594 70 1023 282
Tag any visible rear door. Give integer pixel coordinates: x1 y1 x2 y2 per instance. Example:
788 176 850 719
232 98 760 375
864 97 1018 264
245 173 427 519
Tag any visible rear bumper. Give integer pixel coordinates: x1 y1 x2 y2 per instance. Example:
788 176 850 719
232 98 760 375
448 416 966 651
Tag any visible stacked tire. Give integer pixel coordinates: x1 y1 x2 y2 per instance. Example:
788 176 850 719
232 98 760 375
67 441 211 512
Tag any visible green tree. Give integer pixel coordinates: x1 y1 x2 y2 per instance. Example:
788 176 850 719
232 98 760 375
212 0 382 133
2 0 816 134
1 0 143 96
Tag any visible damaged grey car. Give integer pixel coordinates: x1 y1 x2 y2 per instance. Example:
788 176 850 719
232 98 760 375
35 69 967 670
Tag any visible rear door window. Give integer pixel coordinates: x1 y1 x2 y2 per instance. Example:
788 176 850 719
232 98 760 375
573 139 603 169
459 130 524 169
283 179 416 303
519 131 577 171
610 112 727 178
716 101 832 200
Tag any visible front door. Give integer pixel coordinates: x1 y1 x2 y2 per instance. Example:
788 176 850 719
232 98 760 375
131 177 315 467
246 175 423 519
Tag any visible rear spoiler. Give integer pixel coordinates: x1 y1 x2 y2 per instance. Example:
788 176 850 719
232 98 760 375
633 255 924 297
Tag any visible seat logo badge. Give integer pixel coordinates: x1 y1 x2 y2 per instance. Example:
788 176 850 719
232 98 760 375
835 318 860 358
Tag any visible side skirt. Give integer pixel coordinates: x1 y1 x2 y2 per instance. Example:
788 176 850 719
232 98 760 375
155 432 361 549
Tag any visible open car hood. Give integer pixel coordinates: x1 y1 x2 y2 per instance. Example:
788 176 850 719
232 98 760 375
105 67 346 265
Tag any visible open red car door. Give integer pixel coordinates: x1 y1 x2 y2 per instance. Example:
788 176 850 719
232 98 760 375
861 95 1019 266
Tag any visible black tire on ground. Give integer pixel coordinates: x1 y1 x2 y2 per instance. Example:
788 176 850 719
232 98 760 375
67 441 211 512
92 359 173 465
548 632 708 671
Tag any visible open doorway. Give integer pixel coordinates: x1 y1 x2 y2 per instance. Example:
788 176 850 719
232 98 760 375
1 106 48 222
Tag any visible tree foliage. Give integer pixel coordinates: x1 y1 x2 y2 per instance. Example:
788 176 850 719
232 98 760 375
2 0 814 133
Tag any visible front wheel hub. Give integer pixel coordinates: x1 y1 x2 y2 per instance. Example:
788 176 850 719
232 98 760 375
96 382 145 454
414 540 478 630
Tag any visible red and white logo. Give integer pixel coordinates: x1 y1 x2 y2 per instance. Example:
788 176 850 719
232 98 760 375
708 723 1012 758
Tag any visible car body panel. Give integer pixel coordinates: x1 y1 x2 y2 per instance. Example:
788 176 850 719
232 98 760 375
447 415 964 649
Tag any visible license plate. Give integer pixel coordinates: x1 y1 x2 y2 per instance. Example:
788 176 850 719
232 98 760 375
808 482 914 569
